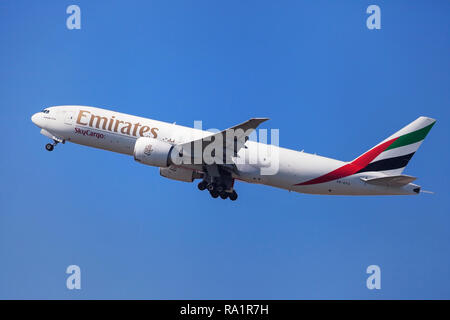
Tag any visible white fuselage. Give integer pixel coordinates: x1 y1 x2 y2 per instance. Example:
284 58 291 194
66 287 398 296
31 106 419 196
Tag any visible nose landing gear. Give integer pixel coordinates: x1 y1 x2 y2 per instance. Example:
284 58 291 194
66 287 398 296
45 139 61 152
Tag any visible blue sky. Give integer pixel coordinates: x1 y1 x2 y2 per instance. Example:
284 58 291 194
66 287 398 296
0 0 449 299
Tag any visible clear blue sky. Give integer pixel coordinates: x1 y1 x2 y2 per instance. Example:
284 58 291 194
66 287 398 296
1 0 449 299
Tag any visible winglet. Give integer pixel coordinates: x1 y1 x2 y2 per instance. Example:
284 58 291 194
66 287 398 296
226 118 269 133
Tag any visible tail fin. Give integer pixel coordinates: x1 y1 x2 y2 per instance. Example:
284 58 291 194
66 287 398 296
353 116 436 175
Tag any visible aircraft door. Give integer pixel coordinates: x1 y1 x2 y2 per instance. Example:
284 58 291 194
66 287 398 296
64 111 74 125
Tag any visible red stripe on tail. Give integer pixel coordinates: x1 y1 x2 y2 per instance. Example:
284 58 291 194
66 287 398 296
294 137 398 186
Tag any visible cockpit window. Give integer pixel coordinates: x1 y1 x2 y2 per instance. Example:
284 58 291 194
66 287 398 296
41 109 50 114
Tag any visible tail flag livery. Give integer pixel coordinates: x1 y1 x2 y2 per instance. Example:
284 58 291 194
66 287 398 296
355 116 436 175
296 116 435 186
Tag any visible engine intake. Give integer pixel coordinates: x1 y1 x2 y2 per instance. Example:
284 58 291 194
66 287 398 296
133 137 173 167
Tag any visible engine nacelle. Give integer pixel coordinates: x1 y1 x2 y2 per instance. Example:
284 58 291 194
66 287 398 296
159 165 195 182
134 137 173 167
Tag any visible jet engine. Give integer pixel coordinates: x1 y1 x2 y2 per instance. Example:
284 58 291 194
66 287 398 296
133 137 174 167
160 165 196 182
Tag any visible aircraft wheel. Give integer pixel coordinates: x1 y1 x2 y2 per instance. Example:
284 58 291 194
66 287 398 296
207 184 215 191
45 143 54 151
198 181 207 191
229 191 238 201
210 190 219 198
219 192 228 199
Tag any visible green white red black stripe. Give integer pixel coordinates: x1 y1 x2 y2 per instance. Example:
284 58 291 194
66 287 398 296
295 117 436 186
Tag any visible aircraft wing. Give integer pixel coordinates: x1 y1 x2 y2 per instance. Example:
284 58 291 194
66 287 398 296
177 118 269 164
360 175 417 187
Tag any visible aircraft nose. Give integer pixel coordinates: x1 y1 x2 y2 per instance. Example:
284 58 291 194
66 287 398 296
31 112 42 127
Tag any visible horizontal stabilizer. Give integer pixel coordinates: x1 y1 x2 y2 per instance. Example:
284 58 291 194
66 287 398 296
360 175 417 187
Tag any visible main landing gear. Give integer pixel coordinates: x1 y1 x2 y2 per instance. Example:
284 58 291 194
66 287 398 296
197 180 238 201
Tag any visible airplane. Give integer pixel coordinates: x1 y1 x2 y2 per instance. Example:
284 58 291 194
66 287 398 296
31 106 435 200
